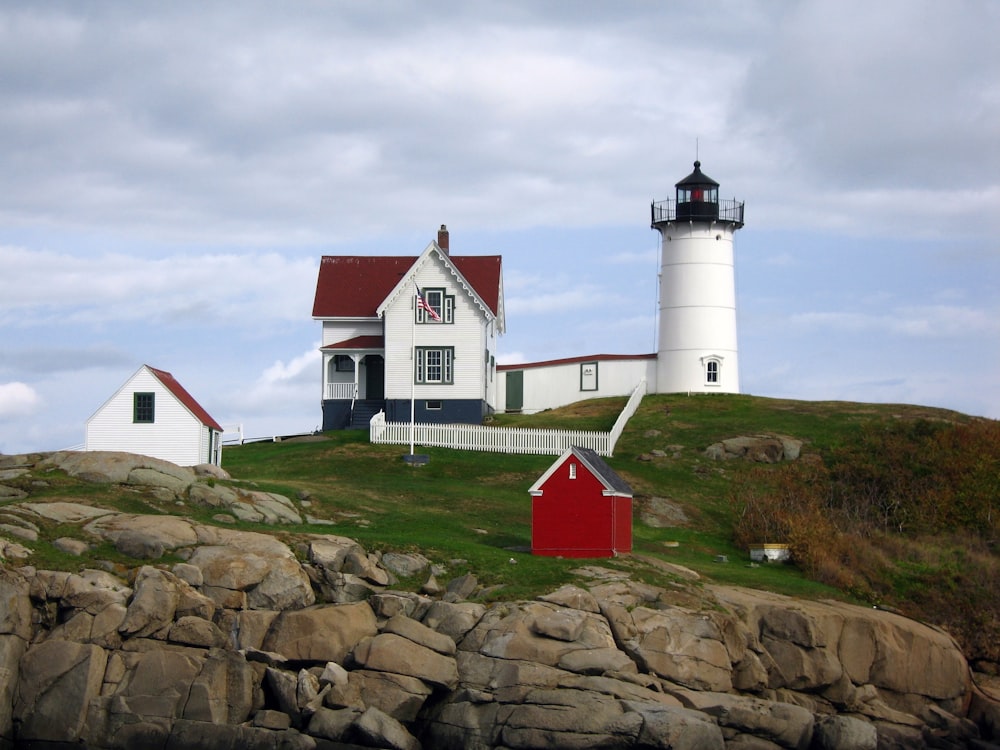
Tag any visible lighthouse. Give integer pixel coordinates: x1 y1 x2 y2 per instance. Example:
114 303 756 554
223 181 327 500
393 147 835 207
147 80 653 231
651 161 744 394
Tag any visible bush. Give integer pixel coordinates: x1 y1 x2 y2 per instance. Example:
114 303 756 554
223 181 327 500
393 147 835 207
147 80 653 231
729 418 1000 662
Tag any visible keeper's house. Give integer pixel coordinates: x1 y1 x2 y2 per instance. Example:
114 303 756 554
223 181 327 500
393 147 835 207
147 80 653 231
85 365 223 466
529 445 633 558
312 226 504 430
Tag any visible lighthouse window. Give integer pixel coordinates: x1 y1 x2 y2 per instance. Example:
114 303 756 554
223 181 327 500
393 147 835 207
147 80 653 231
706 360 719 384
678 187 717 203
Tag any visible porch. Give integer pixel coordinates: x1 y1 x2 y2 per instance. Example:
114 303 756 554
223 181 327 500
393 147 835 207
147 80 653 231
321 337 386 430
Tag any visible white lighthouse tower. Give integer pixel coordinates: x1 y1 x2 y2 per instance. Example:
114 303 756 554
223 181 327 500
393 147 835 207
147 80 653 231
651 161 744 394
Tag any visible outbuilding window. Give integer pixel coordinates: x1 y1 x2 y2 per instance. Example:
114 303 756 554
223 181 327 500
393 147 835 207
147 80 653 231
134 392 155 423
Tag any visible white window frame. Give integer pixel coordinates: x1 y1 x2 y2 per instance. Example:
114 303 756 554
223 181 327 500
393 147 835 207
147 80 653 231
416 288 455 324
701 355 723 386
415 346 454 384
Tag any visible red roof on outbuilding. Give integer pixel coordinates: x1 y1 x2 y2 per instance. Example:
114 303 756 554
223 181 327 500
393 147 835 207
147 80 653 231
147 366 223 432
312 254 502 318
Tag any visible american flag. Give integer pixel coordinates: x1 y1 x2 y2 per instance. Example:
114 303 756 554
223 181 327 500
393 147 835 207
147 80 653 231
415 283 441 322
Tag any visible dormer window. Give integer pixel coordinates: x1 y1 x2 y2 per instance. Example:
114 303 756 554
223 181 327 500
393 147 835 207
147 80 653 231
416 288 455 324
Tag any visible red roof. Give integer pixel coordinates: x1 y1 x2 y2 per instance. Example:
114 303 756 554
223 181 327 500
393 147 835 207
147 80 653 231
320 335 385 350
147 366 223 432
498 353 657 371
312 254 502 318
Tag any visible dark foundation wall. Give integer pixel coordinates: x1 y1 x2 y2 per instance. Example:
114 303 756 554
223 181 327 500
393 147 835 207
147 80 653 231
321 400 352 431
385 399 489 425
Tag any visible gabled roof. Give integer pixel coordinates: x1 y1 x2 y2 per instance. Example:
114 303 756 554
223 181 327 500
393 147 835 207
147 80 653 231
312 245 503 323
146 366 223 432
529 445 633 497
312 256 416 318
376 242 503 329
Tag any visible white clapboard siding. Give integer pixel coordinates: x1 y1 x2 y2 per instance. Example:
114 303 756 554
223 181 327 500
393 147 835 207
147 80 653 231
322 320 382 347
372 380 645 457
383 260 489 401
85 367 218 466
499 357 657 414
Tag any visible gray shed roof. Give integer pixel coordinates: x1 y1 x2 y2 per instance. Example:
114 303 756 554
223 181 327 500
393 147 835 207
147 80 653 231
570 446 633 495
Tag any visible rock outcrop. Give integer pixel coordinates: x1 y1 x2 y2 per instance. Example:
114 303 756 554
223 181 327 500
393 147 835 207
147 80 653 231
1 450 998 749
704 435 803 462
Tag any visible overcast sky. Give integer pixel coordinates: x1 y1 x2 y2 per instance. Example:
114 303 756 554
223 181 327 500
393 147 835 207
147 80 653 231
2 1 998 453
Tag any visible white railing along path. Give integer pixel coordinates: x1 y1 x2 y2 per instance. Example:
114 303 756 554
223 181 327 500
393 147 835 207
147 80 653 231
370 379 646 457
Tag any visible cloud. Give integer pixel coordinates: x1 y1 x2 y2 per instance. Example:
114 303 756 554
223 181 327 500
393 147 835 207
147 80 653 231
496 351 526 366
0 345 132 375
507 286 601 315
604 249 658 265
0 382 41 421
791 304 1000 339
0 246 317 329
227 345 322 418
259 346 321 387
762 253 796 267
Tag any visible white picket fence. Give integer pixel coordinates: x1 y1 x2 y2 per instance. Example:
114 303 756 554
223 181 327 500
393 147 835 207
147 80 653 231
370 379 646 457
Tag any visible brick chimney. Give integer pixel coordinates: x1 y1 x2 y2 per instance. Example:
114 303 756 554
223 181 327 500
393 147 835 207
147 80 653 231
437 224 449 254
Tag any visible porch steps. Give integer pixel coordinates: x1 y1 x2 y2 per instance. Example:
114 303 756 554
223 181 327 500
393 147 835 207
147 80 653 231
349 400 385 430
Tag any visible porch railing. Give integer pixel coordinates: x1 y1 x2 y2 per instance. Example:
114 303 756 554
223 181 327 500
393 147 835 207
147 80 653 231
325 382 358 400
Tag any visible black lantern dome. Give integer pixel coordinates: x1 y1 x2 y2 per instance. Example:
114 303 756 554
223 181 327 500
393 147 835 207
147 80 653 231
651 161 744 228
675 161 719 221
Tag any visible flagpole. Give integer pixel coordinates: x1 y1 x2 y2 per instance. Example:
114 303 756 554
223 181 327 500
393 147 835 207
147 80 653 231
410 289 416 456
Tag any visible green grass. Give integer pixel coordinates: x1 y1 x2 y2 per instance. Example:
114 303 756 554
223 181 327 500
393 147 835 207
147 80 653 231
221 392 967 604
11 392 979 607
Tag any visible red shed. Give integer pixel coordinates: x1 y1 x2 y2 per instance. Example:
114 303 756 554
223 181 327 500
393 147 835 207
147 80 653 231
529 446 633 558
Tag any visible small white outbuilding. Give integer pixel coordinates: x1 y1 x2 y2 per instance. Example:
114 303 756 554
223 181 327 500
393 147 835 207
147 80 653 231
85 365 223 467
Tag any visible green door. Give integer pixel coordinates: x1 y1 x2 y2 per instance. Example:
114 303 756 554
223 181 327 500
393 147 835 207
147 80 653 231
505 370 523 412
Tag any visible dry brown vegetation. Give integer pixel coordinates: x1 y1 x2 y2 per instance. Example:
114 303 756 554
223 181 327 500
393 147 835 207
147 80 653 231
730 418 1000 666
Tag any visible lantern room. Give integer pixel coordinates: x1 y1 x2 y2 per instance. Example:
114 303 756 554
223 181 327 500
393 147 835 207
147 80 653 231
650 160 744 228
675 160 719 221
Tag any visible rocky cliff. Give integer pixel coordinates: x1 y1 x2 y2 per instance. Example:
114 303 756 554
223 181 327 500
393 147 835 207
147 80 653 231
1 451 998 749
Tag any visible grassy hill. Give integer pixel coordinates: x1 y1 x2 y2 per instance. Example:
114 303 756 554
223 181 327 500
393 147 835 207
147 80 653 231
222 394 861 602
221 393 999 666
8 392 998 666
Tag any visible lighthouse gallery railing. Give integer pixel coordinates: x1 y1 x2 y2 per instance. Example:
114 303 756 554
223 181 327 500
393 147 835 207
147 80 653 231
651 198 744 226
